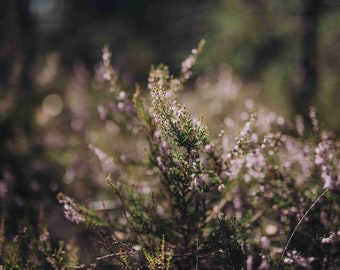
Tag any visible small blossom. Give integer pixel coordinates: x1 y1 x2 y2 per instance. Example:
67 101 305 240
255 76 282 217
283 250 315 268
205 143 215 153
258 255 270 270
181 55 195 79
314 133 339 189
194 174 209 188
218 184 225 192
102 46 115 83
295 115 304 136
39 229 49 243
117 102 125 111
176 106 186 119
157 156 167 173
118 91 127 100
194 177 203 187
309 107 319 132
321 232 335 244
283 258 294 265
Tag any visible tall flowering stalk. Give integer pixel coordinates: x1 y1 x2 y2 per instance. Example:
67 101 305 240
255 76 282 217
131 41 245 268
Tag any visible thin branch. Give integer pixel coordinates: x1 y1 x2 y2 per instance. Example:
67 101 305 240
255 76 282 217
277 187 329 268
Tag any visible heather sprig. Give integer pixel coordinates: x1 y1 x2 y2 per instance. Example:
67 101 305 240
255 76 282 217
151 83 208 149
57 193 85 225
143 235 173 270
95 45 137 133
315 131 339 190
180 39 206 81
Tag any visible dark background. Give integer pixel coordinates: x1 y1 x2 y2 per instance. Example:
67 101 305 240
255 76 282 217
1 0 340 263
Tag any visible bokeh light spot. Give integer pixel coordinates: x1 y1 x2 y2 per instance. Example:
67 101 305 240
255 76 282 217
265 224 278 236
42 94 63 117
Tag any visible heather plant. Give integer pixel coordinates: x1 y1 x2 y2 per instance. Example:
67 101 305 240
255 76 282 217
57 41 339 269
57 40 247 269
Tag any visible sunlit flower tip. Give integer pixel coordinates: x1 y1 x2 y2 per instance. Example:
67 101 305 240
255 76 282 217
148 75 154 83
103 73 111 80
118 91 127 100
181 56 195 73
184 72 192 80
218 184 225 192
321 232 335 244
205 143 215 153
193 119 203 129
283 258 294 265
102 47 111 61
171 78 180 86
156 156 167 172
39 230 49 243
309 107 319 132
102 52 110 61
117 102 125 111
176 107 186 119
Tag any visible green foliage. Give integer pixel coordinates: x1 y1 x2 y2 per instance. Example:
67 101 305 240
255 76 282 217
207 216 246 270
143 235 173 270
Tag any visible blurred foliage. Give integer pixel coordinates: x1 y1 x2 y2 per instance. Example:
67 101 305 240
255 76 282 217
0 216 78 269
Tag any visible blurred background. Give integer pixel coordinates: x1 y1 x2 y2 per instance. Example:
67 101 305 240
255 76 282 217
1 0 340 263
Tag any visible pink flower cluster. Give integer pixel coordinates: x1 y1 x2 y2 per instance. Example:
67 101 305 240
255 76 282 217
283 250 315 268
181 55 196 80
315 132 339 189
57 194 85 224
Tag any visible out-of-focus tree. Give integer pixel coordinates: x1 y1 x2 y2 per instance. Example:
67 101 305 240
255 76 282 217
0 0 69 238
3 0 340 131
295 0 321 122
206 0 340 132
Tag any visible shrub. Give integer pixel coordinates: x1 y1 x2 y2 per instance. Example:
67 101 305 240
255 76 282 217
3 40 338 269
56 41 339 269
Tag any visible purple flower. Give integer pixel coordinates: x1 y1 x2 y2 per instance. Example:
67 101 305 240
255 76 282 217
57 194 85 224
194 177 203 187
321 232 335 244
205 143 215 153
